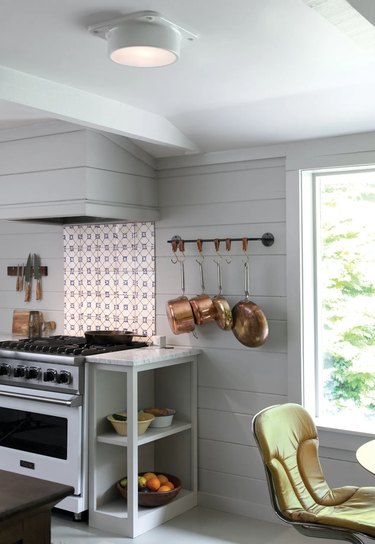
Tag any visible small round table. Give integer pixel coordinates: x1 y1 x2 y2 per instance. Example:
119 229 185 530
356 439 375 475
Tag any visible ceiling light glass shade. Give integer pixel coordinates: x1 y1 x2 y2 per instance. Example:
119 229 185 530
107 20 181 67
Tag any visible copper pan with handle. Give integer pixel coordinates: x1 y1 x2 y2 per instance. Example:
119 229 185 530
232 241 268 347
189 240 216 325
166 241 195 335
212 239 233 330
189 259 216 325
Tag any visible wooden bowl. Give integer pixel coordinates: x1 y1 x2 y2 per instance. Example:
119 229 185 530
107 411 154 436
117 473 182 507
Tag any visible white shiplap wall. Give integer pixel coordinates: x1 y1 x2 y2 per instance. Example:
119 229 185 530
0 123 373 526
0 220 64 333
155 135 375 524
155 154 288 521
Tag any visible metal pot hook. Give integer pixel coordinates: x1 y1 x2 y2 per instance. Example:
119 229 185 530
225 238 232 264
242 237 249 264
195 239 204 264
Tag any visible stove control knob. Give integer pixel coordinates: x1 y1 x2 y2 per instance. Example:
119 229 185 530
26 366 41 380
58 370 72 385
0 363 11 376
43 368 57 382
14 365 26 378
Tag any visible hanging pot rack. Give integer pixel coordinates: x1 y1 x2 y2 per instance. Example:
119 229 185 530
167 232 274 248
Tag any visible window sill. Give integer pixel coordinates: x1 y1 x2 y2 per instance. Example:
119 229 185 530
314 417 375 453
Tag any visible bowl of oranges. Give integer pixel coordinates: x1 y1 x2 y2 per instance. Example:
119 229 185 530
117 471 182 507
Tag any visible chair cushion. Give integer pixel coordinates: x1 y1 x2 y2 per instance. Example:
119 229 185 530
286 486 375 537
254 403 375 538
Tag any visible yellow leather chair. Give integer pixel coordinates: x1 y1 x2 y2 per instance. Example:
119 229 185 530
252 403 375 544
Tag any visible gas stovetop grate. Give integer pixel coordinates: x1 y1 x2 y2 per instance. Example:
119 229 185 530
0 336 148 357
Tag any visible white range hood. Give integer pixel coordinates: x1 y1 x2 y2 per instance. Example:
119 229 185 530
0 122 159 225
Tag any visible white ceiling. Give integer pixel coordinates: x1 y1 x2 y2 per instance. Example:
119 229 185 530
1 0 375 157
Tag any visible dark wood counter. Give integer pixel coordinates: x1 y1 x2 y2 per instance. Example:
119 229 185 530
0 469 73 544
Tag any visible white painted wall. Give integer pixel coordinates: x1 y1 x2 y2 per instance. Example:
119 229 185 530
0 121 158 335
0 220 64 334
155 152 288 521
155 134 375 523
0 123 374 526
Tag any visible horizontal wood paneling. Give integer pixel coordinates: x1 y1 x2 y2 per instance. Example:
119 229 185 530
199 468 270 505
157 154 286 175
0 221 64 333
156 152 288 516
87 131 156 177
156 254 286 297
156 198 285 230
199 409 255 446
199 440 264 479
156 315 287 353
198 388 286 414
158 166 285 206
0 130 86 175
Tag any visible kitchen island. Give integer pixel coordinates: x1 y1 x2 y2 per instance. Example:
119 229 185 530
86 345 200 538
0 469 73 544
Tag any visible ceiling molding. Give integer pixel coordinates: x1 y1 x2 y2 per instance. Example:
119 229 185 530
301 0 375 51
0 64 197 153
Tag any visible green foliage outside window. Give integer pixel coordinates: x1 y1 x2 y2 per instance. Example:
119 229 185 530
319 174 375 418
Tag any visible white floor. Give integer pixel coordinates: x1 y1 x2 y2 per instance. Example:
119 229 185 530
51 506 334 544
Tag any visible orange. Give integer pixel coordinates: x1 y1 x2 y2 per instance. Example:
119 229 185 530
143 472 157 481
157 474 169 484
158 485 172 493
146 477 161 491
164 481 175 490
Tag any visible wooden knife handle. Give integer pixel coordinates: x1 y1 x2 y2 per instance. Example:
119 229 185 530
36 279 41 301
16 275 20 292
24 283 31 303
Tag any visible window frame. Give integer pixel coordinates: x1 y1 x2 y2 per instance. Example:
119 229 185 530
286 150 375 450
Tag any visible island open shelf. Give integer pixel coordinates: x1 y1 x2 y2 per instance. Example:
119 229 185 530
87 348 199 538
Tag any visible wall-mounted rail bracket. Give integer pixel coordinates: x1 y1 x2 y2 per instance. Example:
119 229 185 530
7 266 48 277
167 232 274 247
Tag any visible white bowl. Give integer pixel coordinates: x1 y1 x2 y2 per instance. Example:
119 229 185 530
143 408 176 428
107 411 155 436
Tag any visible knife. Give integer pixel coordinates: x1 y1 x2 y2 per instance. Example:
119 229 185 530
24 253 32 303
16 264 20 292
19 264 24 292
34 253 42 301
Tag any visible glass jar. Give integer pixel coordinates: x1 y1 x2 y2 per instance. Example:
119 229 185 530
28 311 42 338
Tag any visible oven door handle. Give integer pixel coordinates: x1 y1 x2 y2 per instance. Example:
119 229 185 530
0 390 82 407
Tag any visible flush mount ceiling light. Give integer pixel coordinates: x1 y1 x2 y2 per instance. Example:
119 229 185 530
89 11 198 67
301 0 375 52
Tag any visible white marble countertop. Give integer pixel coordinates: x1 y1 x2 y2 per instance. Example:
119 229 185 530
85 345 201 367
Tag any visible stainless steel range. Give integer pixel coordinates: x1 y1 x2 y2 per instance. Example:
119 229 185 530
0 335 147 518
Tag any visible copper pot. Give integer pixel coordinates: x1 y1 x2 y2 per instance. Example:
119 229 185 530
232 260 268 347
212 260 233 330
166 260 195 335
189 260 216 325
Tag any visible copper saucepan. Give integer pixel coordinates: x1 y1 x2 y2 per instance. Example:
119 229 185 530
212 257 233 331
232 258 269 348
189 255 216 326
166 254 195 335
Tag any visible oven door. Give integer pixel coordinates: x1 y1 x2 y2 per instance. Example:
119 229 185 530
0 385 83 494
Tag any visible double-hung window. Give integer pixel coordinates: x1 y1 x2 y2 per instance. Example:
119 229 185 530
299 167 375 433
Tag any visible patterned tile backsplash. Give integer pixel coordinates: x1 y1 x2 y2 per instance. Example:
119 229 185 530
63 222 155 338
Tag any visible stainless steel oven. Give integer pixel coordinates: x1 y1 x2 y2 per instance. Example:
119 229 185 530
0 384 87 515
0 336 147 518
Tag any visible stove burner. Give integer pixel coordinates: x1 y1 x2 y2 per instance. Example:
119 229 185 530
0 335 148 357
